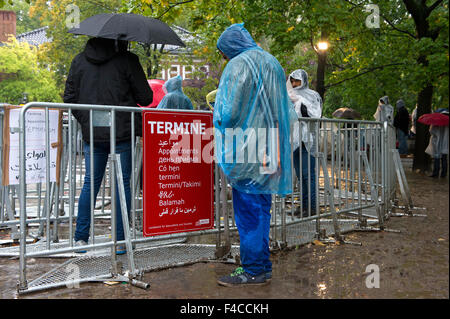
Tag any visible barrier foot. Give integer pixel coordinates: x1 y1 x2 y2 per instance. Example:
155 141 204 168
215 244 231 259
105 272 150 290
270 240 287 251
391 206 427 218
316 236 362 247
354 226 401 233
16 280 28 294
315 230 362 246
80 272 151 291
353 217 401 234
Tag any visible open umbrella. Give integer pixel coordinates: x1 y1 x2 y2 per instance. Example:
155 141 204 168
418 113 449 126
145 79 166 108
332 107 361 120
68 13 185 47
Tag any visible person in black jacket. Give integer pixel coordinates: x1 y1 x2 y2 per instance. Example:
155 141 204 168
64 37 153 254
393 99 410 156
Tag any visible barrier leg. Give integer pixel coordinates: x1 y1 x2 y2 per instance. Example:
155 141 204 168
114 154 137 274
4 186 20 241
214 168 232 259
352 151 401 234
390 149 427 217
318 153 362 246
104 153 150 290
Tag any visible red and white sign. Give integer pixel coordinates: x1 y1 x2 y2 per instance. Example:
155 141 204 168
142 110 214 236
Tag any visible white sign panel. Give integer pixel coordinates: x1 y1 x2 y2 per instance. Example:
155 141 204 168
7 108 60 185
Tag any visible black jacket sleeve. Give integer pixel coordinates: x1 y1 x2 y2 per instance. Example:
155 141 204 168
63 57 79 104
127 53 153 107
63 56 88 125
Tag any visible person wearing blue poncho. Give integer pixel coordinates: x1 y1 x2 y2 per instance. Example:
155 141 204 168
214 23 296 287
157 75 194 110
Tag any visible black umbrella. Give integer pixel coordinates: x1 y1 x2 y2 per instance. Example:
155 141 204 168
68 13 185 47
332 107 362 120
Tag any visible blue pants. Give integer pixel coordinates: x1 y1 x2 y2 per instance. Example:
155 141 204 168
232 188 272 276
397 129 408 155
75 141 132 242
293 145 316 210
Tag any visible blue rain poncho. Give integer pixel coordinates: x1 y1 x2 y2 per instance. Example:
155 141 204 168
157 75 194 110
214 23 296 195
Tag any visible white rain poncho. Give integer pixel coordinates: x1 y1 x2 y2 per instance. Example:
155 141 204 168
287 69 322 152
374 96 394 125
157 75 194 110
214 23 297 195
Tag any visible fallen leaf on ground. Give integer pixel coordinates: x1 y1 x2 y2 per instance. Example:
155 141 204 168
104 281 121 286
313 240 326 246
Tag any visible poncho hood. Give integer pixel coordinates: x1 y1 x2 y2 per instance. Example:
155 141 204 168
216 23 260 60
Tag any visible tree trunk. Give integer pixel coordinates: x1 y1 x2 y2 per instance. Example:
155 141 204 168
315 30 328 101
403 0 443 172
316 51 327 101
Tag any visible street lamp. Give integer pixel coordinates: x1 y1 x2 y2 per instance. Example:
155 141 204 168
316 39 329 100
317 41 329 51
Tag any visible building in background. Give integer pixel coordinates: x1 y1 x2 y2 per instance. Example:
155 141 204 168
155 25 210 82
0 10 15 43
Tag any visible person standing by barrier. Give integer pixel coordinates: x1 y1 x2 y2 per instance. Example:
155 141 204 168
213 23 295 286
426 109 449 178
394 99 410 157
286 69 322 218
156 75 194 110
374 96 394 125
63 37 153 254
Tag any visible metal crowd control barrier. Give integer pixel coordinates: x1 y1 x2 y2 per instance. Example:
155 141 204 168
0 101 414 294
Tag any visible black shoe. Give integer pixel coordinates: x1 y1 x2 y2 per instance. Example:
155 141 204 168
441 155 447 178
429 158 440 177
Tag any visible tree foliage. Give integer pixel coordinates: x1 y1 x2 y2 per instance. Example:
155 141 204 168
0 37 61 103
28 0 121 90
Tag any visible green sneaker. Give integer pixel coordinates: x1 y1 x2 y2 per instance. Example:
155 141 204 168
217 267 268 287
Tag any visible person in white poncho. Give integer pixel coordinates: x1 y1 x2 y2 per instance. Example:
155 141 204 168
373 96 394 125
287 69 322 217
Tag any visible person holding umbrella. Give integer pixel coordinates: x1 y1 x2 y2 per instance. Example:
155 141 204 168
64 13 185 253
423 109 449 178
64 37 153 254
214 23 296 286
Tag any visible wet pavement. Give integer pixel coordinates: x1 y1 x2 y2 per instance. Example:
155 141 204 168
0 169 448 299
